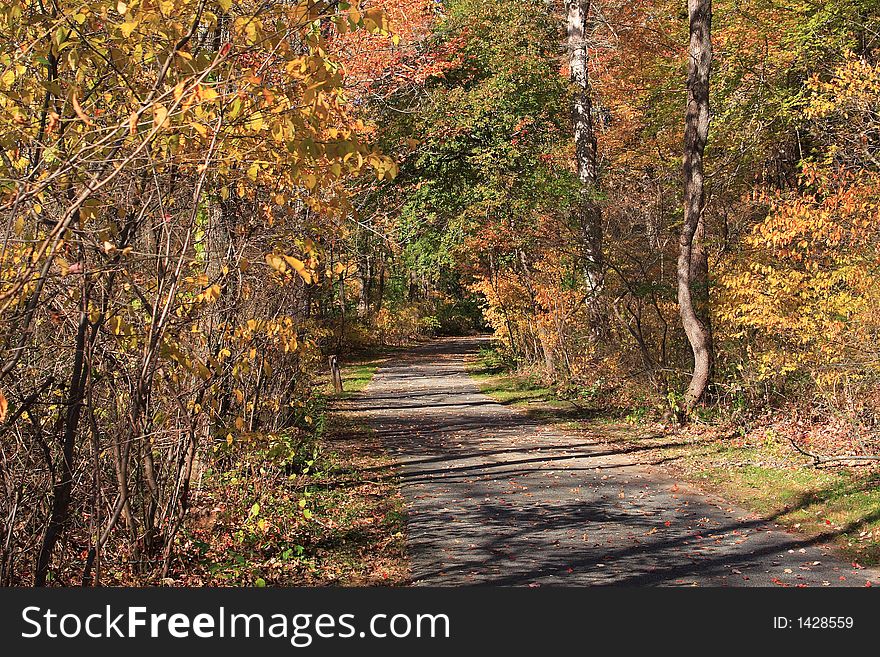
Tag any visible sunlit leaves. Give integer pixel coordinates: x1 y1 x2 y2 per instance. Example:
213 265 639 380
266 253 316 284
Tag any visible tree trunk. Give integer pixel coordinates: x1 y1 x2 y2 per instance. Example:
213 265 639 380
678 0 714 412
566 0 603 297
35 285 90 586
375 259 385 313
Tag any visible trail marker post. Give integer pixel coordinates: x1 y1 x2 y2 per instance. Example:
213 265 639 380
329 355 343 393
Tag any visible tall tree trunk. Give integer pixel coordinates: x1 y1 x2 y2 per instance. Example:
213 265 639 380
678 0 714 412
566 0 603 298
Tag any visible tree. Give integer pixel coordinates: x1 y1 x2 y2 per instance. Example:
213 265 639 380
678 0 713 412
566 0 603 299
0 0 394 586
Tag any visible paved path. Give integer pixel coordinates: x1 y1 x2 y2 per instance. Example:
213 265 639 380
348 338 878 586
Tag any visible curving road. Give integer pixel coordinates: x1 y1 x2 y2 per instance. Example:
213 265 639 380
346 337 878 587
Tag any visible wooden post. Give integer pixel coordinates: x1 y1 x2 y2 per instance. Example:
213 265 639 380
329 355 343 393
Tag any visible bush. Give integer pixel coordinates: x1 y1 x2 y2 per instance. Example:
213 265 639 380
374 303 438 345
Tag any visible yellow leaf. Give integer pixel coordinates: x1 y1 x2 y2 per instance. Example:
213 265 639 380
200 85 219 102
247 111 264 131
153 103 169 130
120 20 138 38
195 361 212 380
271 121 284 142
266 254 288 273
0 389 7 422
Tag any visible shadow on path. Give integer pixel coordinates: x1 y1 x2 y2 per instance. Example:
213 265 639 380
342 337 878 587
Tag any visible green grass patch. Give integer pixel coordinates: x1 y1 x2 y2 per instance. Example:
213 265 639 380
467 351 593 423
691 463 880 564
340 362 379 394
322 354 383 400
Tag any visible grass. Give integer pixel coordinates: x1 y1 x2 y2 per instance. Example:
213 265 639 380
304 353 408 584
321 349 395 400
295 412 409 585
468 364 596 424
175 355 408 586
331 362 380 399
466 350 880 566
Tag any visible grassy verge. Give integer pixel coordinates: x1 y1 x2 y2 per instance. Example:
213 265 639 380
174 356 408 586
467 352 880 565
295 411 409 585
326 361 380 400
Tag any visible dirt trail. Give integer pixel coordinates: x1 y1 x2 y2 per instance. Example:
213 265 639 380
347 337 878 586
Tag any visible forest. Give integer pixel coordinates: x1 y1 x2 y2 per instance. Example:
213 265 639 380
1 0 879 587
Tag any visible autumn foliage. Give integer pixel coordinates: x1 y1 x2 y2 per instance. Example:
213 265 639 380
3 0 880 587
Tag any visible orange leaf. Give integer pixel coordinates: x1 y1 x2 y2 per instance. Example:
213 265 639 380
71 91 94 126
